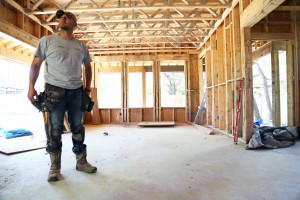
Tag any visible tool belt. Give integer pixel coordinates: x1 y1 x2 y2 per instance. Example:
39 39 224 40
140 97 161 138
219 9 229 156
81 92 94 112
32 83 65 112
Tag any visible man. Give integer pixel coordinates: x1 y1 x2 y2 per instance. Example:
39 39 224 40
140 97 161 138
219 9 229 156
28 10 97 182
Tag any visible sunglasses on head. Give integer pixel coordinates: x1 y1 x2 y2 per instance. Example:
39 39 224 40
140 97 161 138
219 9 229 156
56 10 76 22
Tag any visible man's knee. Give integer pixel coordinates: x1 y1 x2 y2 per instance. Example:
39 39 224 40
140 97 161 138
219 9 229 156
72 125 85 142
46 128 62 153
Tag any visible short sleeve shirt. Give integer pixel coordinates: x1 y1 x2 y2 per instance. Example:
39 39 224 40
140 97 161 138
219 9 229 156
34 34 91 89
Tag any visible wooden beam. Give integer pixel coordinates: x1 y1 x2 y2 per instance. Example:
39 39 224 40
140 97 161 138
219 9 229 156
197 0 240 50
271 45 281 126
31 4 231 15
241 27 253 143
276 6 300 11
251 32 294 40
5 0 53 33
252 42 272 61
240 0 286 28
0 19 38 48
90 49 199 54
286 40 294 126
0 45 32 65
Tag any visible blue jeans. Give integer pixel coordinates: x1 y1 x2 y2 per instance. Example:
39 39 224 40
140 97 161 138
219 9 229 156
46 86 85 154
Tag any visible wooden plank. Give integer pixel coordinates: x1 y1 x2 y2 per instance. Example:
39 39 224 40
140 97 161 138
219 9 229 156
99 109 111 124
293 10 299 125
219 85 226 130
217 24 226 130
142 67 146 107
128 108 142 122
240 0 286 28
174 108 186 122
286 40 294 126
5 0 53 33
0 45 32 65
206 88 213 126
190 58 199 122
232 6 242 79
217 24 225 83
213 85 219 128
271 46 281 126
0 19 38 48
227 82 233 134
276 6 300 11
211 33 219 128
0 137 45 155
211 34 218 86
142 108 154 122
252 42 272 61
185 60 191 121
251 32 294 40
137 121 175 127
241 27 253 143
161 108 174 121
205 50 212 87
225 15 232 81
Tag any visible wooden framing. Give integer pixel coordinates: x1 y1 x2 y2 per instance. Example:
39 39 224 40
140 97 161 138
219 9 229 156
0 0 299 144
271 44 281 126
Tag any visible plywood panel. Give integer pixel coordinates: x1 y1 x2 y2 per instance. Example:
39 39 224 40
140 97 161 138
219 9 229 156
111 109 122 123
142 108 154 122
232 5 242 79
226 15 233 81
213 86 219 128
161 108 174 121
190 58 199 122
217 23 225 83
129 108 142 122
174 108 185 122
0 3 17 25
207 88 212 126
227 82 233 134
99 109 111 124
206 50 212 87
219 85 226 130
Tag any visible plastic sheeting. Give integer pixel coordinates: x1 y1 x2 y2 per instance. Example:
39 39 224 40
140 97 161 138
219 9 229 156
246 126 299 150
0 128 33 139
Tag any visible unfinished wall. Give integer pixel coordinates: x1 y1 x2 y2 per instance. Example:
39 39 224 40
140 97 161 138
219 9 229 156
203 5 242 136
200 0 300 142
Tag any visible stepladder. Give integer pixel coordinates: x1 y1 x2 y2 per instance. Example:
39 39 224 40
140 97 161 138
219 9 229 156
233 79 244 144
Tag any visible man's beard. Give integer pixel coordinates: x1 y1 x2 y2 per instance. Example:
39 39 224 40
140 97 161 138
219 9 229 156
60 26 73 31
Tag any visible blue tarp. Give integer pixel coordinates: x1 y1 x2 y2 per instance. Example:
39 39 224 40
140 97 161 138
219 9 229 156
0 128 33 139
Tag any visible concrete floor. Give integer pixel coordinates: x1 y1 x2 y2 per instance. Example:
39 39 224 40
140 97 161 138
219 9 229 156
0 124 300 200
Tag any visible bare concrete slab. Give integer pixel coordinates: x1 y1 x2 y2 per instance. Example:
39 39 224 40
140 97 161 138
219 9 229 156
0 124 299 200
0 136 45 155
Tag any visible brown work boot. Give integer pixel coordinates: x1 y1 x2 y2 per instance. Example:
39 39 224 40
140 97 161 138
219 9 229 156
48 151 61 181
76 146 97 173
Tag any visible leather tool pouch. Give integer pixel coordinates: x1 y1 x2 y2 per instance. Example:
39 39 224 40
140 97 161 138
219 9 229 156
32 83 65 112
81 92 94 112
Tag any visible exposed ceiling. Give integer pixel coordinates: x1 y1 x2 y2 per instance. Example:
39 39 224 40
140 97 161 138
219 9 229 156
3 0 237 56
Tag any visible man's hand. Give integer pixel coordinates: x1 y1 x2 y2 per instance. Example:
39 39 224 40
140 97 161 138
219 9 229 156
28 87 38 103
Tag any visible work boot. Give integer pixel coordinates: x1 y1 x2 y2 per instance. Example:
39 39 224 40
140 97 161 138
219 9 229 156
48 151 61 182
76 146 97 173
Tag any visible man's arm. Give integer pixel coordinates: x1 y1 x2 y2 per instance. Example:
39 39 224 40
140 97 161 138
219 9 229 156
28 57 43 103
84 62 92 92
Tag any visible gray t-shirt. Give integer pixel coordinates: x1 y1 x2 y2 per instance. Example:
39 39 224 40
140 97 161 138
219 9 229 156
34 34 91 89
